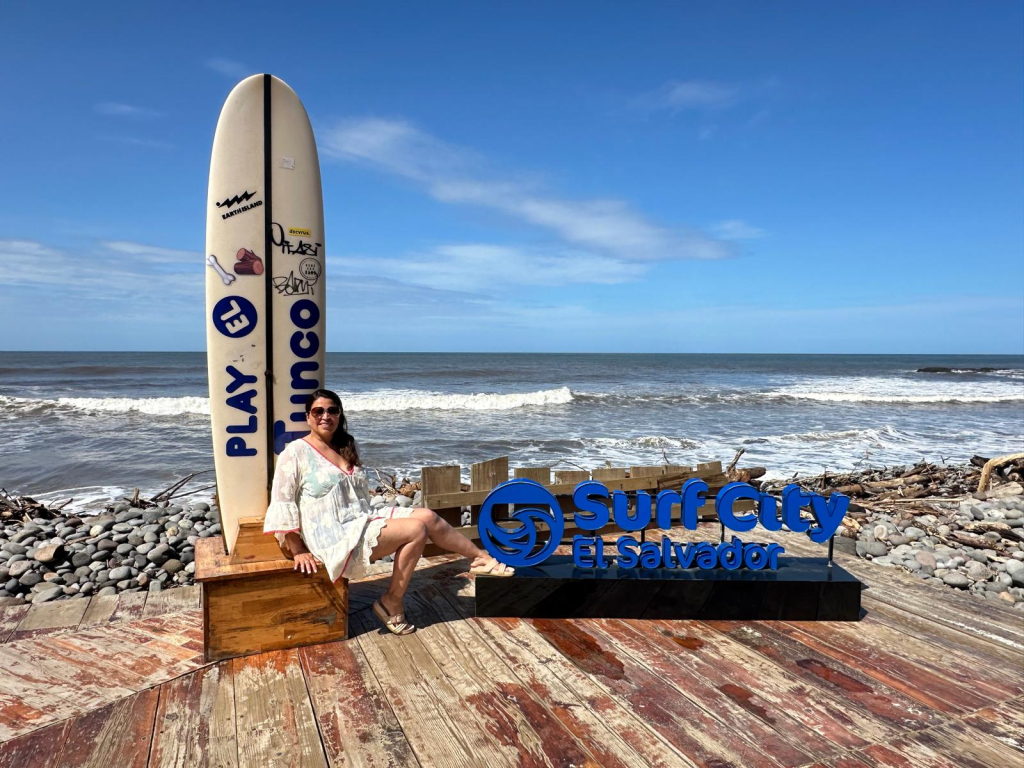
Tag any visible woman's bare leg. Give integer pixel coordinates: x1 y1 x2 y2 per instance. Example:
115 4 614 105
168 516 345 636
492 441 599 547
369 518 428 615
409 508 510 570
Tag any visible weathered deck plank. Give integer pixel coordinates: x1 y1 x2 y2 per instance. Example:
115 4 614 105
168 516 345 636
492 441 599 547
402 588 606 768
765 620 999 714
786 613 1023 698
529 617 785 767
54 688 159 768
232 650 327 768
962 697 1024 755
299 641 421 768
355 613 519 767
861 598 1024 671
149 662 237 768
909 720 1024 767
750 528 1024 651
9 598 89 642
588 618 830 764
143 585 201 619
429 580 697 768
0 605 30 643
0 720 69 768
705 622 947 731
633 619 903 750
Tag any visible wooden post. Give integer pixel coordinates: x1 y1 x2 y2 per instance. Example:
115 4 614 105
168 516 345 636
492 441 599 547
422 465 463 526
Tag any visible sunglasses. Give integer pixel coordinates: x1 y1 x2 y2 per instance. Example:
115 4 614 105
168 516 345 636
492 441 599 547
309 406 341 418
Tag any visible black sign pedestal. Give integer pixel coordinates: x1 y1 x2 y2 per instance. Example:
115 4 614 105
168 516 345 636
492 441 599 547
475 555 862 621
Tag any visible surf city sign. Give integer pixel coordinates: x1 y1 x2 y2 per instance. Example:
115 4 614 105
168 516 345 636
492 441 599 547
478 478 850 571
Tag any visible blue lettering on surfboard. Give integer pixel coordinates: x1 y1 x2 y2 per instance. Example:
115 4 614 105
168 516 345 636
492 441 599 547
273 299 322 454
224 365 258 456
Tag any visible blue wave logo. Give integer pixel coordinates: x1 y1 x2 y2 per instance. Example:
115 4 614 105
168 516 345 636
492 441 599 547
478 479 564 568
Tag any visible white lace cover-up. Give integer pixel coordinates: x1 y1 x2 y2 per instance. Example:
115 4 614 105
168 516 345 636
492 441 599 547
263 438 414 582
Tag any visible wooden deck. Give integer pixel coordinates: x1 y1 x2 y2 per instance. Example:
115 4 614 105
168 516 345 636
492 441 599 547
0 525 1021 767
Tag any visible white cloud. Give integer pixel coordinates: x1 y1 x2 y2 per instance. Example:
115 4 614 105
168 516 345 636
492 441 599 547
0 239 200 304
206 58 252 79
634 80 739 112
101 240 197 264
334 243 641 293
323 118 731 262
712 220 766 240
100 136 174 150
95 102 162 118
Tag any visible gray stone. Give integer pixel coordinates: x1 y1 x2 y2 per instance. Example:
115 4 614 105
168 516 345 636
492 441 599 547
147 544 170 564
137 542 156 555
97 586 118 596
2 542 28 556
19 572 42 587
1005 559 1024 587
162 559 184 575
116 543 135 556
97 539 118 552
942 572 971 589
108 566 132 581
395 495 414 508
32 588 60 604
148 580 163 593
90 551 111 562
370 495 385 508
887 534 909 547
142 509 163 524
915 551 938 569
192 502 210 512
966 562 992 582
904 526 925 541
864 541 888 558
7 560 33 579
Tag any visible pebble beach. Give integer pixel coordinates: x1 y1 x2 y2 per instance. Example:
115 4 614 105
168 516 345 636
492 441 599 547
4 459 1024 612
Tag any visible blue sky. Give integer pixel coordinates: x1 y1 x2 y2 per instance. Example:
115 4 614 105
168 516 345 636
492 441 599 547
1 2 1021 353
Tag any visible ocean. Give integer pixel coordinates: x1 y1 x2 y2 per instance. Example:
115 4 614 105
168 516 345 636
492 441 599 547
1 352 1021 511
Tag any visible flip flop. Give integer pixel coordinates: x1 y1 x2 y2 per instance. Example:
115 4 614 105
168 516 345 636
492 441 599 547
470 557 515 577
372 599 416 636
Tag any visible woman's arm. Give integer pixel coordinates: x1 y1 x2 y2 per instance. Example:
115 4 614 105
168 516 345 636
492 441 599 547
264 445 319 572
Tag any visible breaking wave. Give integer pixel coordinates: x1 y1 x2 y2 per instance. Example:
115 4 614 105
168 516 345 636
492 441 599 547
0 387 576 418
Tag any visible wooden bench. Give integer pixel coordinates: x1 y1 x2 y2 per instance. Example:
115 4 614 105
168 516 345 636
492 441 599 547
419 458 750 557
195 516 348 662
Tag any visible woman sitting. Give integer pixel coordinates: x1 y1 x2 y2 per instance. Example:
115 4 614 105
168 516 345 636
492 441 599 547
264 388 512 636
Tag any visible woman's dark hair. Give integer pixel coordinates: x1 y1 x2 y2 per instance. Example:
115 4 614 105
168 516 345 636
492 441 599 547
305 389 361 467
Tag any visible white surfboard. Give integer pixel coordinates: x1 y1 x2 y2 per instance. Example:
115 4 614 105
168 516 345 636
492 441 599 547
205 74 326 553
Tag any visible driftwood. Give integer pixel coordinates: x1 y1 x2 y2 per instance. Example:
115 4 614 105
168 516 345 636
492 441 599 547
0 488 72 521
977 452 1024 492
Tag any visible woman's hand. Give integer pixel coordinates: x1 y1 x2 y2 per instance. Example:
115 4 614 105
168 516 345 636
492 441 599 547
294 552 321 574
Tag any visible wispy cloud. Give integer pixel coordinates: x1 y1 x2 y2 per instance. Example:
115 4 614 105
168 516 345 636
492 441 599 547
633 80 739 112
712 220 766 240
100 135 174 150
323 118 732 262
101 240 197 264
0 239 200 304
206 58 251 79
95 102 163 118
334 243 641 293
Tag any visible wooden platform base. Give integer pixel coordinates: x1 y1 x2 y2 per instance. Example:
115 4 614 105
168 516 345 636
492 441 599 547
476 554 863 620
195 537 348 662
